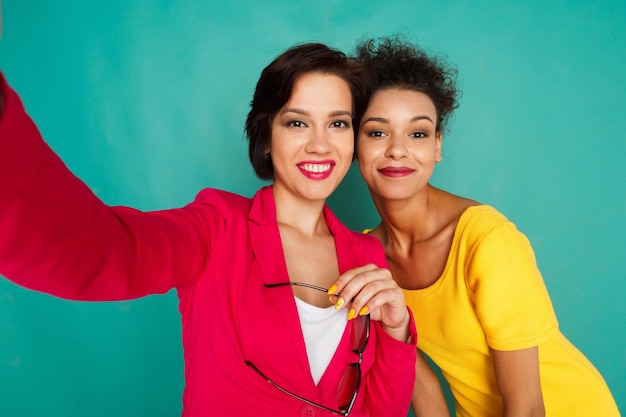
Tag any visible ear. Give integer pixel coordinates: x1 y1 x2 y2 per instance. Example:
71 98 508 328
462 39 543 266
435 132 443 163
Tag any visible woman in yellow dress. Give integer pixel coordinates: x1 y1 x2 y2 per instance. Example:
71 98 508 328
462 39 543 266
355 36 620 417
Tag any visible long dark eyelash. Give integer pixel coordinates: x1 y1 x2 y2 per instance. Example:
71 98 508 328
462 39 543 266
286 120 304 128
332 120 350 128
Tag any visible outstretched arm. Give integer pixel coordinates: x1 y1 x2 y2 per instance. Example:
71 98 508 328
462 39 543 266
0 0 3 109
0 76 210 300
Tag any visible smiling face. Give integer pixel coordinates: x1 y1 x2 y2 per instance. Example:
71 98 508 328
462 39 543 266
357 88 441 202
270 71 354 203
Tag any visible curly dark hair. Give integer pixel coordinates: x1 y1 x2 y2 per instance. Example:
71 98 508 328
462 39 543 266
355 36 460 133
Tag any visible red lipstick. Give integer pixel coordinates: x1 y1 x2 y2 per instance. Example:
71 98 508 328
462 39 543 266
297 160 335 180
378 166 415 178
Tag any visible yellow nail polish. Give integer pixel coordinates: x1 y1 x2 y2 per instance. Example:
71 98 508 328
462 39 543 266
327 284 338 295
359 306 369 316
347 308 356 320
334 297 344 310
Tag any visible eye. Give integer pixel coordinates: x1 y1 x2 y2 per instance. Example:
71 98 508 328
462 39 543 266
286 120 307 128
367 130 387 138
410 132 427 139
330 120 351 129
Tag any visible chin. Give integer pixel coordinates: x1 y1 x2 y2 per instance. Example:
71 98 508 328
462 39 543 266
373 187 415 201
301 183 338 201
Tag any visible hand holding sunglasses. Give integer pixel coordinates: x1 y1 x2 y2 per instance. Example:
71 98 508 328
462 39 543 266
329 264 411 343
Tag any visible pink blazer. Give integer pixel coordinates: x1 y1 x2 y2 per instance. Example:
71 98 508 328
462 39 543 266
0 74 417 417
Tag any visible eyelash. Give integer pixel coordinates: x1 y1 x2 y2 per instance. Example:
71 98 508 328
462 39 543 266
286 120 307 128
366 131 428 139
331 120 351 128
367 130 386 138
285 120 351 128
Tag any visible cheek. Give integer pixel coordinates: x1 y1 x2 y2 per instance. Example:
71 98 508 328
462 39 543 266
341 135 355 153
412 147 435 161
333 135 355 159
356 158 372 181
356 141 381 164
355 138 369 161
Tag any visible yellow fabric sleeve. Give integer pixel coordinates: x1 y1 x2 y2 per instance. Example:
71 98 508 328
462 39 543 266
466 219 558 350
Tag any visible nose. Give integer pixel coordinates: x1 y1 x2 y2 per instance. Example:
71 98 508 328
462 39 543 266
384 134 408 160
304 127 331 154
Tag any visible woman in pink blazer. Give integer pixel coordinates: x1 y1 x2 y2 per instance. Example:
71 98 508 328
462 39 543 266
0 40 417 416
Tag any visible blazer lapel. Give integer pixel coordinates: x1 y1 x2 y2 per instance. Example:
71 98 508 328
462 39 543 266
247 186 312 380
248 187 369 390
322 204 365 274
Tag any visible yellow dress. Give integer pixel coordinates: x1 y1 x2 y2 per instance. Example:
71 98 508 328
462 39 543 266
385 205 619 416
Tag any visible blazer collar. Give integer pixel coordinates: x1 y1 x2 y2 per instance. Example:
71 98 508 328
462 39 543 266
248 185 364 282
247 185 365 384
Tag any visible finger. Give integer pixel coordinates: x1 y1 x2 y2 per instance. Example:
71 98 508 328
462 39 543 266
330 264 379 293
327 264 379 308
340 269 409 327
337 267 399 318
334 266 412 341
331 265 388 311
349 279 404 322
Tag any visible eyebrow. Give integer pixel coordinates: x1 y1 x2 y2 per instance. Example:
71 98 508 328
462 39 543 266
362 115 434 124
280 108 353 117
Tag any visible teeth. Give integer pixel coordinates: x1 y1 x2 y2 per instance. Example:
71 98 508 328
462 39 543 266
300 163 331 173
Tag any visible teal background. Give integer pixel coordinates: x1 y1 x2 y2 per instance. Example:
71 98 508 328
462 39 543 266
0 1 624 416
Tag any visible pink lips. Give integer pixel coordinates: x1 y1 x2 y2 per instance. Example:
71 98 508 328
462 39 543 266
378 166 415 178
297 160 335 180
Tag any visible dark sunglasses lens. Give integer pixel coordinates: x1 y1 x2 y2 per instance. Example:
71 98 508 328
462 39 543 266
350 315 368 351
337 365 360 411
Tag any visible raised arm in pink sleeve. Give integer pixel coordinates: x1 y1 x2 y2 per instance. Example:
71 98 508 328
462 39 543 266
360 237 418 417
0 74 212 301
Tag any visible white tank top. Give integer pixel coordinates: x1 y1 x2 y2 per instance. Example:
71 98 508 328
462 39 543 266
294 296 348 385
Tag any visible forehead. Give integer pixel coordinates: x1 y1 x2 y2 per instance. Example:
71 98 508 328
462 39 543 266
368 88 436 115
285 72 353 109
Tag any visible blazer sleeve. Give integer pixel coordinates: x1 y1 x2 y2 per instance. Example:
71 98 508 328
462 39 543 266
365 311 417 417
358 234 418 417
0 74 216 301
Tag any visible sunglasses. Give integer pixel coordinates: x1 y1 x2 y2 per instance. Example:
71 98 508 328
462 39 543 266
245 281 370 416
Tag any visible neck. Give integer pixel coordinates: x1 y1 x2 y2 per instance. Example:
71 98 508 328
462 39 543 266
371 184 439 248
272 186 329 238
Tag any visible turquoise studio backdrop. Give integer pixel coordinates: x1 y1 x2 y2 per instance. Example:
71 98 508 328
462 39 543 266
0 1 624 416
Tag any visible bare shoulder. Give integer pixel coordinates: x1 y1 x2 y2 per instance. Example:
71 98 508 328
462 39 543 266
433 188 480 225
